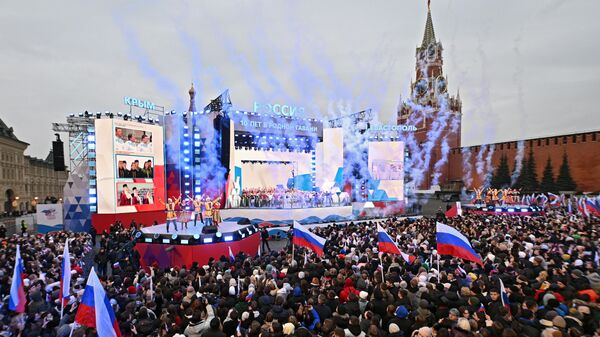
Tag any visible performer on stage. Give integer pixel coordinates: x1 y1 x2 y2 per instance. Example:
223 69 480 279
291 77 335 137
178 197 193 230
212 197 222 226
160 196 181 233
203 196 213 226
192 195 204 227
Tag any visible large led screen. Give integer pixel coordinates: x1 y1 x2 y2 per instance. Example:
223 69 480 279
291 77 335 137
95 119 165 213
368 142 404 201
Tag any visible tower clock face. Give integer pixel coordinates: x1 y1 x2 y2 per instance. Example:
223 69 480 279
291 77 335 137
436 76 447 93
415 79 428 97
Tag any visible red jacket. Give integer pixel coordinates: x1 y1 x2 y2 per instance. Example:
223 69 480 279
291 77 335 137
339 278 360 303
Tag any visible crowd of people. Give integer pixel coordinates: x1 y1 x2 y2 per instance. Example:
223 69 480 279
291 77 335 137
239 188 350 209
0 209 599 337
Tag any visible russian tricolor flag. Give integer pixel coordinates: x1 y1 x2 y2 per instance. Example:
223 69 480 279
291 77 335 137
292 221 326 256
377 225 416 264
228 246 235 263
9 245 26 313
436 222 483 266
61 239 72 306
499 278 510 309
585 198 600 216
75 268 122 337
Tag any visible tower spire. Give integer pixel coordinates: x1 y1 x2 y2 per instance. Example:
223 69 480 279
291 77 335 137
188 82 196 112
421 2 436 48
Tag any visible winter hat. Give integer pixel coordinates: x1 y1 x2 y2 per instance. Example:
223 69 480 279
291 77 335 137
417 327 432 337
241 312 250 321
229 286 236 296
395 305 409 319
127 286 136 295
389 323 400 334
359 291 368 300
298 271 305 279
173 291 183 302
216 274 223 281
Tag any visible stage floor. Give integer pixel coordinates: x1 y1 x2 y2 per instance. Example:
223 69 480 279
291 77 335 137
140 221 247 235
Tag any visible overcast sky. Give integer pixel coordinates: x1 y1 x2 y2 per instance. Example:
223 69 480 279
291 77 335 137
1 0 599 158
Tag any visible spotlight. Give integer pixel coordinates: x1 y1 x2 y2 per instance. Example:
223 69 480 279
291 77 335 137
193 234 200 240
153 233 160 239
215 232 222 238
104 111 110 116
84 111 90 117
78 112 84 117
69 113 75 117
117 112 123 117
171 234 178 240
96 112 102 119
154 118 160 123
123 115 128 121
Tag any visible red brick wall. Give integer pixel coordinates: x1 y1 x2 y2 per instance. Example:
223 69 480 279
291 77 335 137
443 131 600 192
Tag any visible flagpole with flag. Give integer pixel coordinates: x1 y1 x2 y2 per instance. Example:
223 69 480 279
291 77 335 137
61 238 72 319
376 224 416 264
436 222 483 266
499 278 510 310
292 221 326 257
75 267 121 337
9 245 26 313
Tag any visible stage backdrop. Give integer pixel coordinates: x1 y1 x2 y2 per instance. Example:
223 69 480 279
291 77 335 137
95 119 165 214
368 141 405 201
36 204 64 233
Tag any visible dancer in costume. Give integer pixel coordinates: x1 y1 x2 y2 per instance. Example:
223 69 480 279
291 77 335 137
212 197 222 226
160 195 181 233
203 196 213 226
192 195 204 227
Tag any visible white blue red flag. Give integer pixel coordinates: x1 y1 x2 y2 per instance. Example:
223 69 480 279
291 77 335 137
9 245 26 313
75 268 122 337
436 222 483 266
377 225 416 264
499 278 510 309
61 239 71 305
228 246 235 263
585 198 600 216
292 221 326 256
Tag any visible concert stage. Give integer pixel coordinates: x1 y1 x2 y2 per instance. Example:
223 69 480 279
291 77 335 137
463 204 544 216
135 221 260 268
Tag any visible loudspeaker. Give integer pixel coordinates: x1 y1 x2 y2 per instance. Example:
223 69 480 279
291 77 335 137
52 134 66 171
202 225 218 234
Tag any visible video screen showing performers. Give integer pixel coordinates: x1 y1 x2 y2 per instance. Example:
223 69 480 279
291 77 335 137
95 119 165 214
114 126 153 154
116 183 155 207
116 155 154 179
371 160 403 181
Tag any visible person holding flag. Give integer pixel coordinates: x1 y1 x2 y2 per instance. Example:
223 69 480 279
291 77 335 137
376 224 416 264
60 238 71 319
9 245 26 313
75 267 121 337
436 222 483 266
292 221 326 257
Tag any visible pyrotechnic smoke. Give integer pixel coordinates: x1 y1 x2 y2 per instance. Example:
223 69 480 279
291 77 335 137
482 144 495 188
475 144 486 176
511 140 525 185
461 147 473 188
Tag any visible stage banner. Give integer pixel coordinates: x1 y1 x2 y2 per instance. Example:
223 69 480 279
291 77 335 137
36 204 64 233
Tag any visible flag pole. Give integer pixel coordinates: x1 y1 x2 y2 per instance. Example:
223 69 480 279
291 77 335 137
436 252 440 283
379 252 385 282
291 221 295 264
